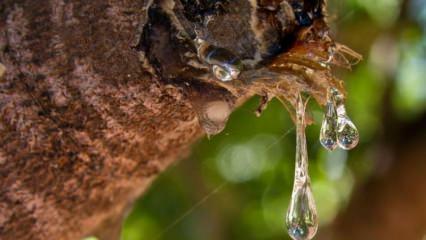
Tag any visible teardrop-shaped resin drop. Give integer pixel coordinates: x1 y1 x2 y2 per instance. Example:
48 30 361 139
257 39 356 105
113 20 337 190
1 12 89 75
286 94 318 240
286 181 318 240
330 88 359 150
196 100 232 137
319 101 338 151
336 113 359 150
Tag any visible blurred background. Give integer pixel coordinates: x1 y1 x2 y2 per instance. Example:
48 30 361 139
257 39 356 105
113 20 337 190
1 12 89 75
122 0 426 239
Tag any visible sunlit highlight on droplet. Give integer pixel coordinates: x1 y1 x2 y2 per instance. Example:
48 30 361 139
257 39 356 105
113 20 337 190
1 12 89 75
195 38 242 82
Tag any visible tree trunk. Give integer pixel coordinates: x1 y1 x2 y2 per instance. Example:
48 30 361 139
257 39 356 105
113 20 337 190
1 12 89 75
0 0 350 239
0 1 205 239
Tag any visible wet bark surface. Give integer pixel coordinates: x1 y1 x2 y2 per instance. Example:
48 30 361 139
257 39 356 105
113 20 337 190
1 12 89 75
0 0 349 239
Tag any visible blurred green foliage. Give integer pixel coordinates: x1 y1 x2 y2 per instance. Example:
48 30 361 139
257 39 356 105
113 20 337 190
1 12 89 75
122 0 426 239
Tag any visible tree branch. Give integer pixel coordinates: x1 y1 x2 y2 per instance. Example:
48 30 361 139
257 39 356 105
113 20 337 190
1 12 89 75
0 0 356 239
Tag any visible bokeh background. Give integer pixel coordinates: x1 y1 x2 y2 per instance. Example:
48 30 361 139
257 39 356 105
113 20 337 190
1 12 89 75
122 0 426 239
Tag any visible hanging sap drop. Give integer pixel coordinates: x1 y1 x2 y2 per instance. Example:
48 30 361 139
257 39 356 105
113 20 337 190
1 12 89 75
286 181 318 240
336 112 359 150
196 100 232 137
286 94 318 240
332 89 359 150
319 100 338 151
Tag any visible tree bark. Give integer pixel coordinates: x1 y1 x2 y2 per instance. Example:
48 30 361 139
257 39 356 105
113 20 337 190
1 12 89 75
0 1 204 239
0 0 348 239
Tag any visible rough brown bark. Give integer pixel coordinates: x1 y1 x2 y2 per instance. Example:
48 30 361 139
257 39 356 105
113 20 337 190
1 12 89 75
0 1 203 239
0 0 354 239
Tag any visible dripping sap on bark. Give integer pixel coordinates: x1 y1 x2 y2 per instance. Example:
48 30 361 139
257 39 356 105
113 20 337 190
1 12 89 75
136 1 361 240
135 0 333 136
136 0 326 85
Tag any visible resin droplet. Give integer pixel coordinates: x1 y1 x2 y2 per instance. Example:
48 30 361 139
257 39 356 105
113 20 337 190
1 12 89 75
195 38 243 82
197 100 232 137
336 112 359 150
286 94 318 240
212 64 234 82
286 181 318 240
332 89 359 150
319 99 338 151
